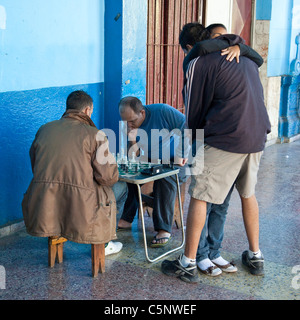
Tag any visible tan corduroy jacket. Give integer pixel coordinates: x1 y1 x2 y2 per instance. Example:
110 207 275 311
22 110 119 244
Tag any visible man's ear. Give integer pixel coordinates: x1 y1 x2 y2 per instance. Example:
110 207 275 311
140 109 146 121
186 44 193 52
82 106 89 115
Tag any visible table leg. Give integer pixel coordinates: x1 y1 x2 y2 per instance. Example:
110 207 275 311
175 173 185 246
136 184 151 262
136 173 185 263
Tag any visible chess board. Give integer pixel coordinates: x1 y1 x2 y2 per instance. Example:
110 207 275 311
118 162 150 177
118 162 176 177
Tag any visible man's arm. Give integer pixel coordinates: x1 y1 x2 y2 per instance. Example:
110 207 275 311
160 104 190 164
184 56 216 140
237 43 263 66
127 129 140 157
221 42 263 66
183 34 263 72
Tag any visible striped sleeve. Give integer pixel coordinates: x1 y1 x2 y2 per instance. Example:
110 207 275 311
184 57 200 130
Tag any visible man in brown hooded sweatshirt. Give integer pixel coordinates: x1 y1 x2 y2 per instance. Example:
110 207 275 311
22 90 127 255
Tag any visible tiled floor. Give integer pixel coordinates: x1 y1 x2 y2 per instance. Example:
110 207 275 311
0 140 299 300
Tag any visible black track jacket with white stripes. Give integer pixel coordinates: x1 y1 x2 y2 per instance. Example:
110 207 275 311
183 52 271 154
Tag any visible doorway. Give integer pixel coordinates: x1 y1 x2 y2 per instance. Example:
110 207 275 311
146 0 204 113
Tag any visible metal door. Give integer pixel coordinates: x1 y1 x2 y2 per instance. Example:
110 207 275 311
146 0 203 113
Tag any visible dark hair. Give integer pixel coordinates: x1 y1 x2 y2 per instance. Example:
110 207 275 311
179 22 210 50
66 90 93 111
118 96 144 114
206 23 227 35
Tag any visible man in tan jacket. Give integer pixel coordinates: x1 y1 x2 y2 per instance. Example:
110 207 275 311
22 90 127 255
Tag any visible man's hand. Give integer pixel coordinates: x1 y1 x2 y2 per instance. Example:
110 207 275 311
128 128 138 143
127 128 140 156
221 45 240 63
174 156 188 167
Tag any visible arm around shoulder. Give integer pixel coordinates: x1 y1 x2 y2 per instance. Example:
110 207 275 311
238 43 264 67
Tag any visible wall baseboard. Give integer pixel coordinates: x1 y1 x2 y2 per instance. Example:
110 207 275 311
0 220 25 239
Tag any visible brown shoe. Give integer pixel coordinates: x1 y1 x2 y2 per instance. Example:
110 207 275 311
197 265 222 277
213 261 238 273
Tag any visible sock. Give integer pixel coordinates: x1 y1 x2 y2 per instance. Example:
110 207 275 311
211 256 229 266
197 258 215 270
180 254 196 267
248 249 262 259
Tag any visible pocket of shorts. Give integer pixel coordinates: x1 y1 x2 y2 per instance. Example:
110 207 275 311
204 144 211 150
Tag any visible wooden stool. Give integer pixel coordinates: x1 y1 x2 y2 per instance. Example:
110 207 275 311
48 236 105 277
140 181 186 229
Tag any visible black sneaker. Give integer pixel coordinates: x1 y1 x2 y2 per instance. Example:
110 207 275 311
242 250 264 276
161 255 200 283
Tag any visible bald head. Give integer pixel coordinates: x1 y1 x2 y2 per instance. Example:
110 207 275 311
118 96 146 130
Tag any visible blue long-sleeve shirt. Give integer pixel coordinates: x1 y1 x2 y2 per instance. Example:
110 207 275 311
134 104 189 163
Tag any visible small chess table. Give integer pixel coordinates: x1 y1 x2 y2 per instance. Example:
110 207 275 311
119 167 185 263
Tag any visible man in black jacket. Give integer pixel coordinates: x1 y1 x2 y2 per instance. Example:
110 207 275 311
161 23 271 283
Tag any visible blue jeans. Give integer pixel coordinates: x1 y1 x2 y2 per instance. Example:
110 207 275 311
112 181 128 217
196 186 234 262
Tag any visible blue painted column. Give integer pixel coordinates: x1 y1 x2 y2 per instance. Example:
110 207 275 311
104 0 123 135
276 0 300 141
278 75 300 140
104 0 147 151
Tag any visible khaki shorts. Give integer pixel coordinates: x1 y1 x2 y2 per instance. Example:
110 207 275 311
189 145 263 204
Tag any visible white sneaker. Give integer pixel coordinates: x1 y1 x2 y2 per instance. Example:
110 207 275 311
105 241 123 256
197 258 222 277
197 263 222 277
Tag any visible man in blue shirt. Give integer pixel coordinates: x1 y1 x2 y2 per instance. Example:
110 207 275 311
117 96 188 246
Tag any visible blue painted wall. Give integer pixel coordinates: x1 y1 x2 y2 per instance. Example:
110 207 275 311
256 0 272 20
268 0 300 77
268 0 293 77
0 83 104 226
104 0 147 151
278 75 300 139
0 0 148 228
0 0 104 91
121 0 147 101
0 0 106 227
265 0 300 139
289 0 300 71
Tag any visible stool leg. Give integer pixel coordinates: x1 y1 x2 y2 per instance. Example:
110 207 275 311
91 244 98 277
56 243 64 264
48 238 57 268
99 244 105 273
92 244 105 277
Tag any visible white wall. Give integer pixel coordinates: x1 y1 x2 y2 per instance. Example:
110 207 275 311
205 0 232 30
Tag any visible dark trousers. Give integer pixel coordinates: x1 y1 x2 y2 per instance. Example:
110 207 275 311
121 166 186 233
